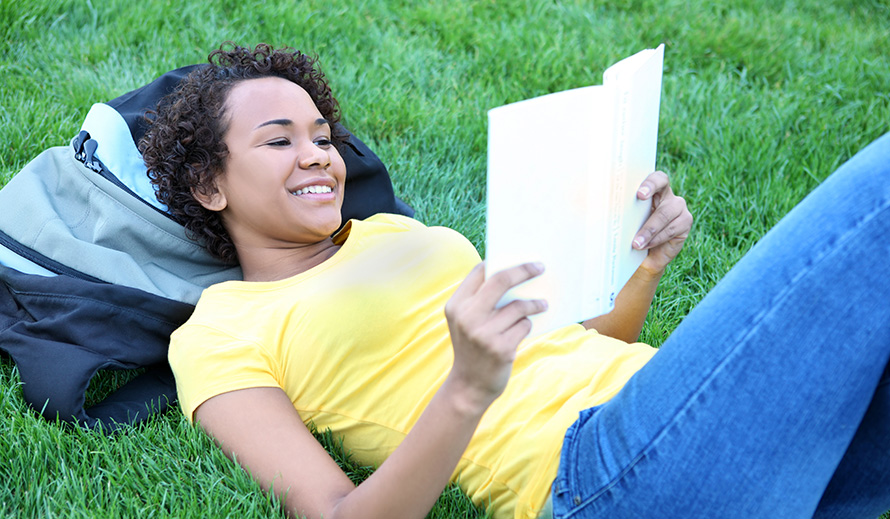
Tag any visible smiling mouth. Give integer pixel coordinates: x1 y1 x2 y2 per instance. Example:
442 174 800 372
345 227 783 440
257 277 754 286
290 185 333 196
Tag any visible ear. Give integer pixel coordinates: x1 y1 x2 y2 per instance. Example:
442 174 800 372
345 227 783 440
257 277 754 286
191 181 227 212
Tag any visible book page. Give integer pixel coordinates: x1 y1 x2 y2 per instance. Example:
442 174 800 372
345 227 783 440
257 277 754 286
486 86 610 336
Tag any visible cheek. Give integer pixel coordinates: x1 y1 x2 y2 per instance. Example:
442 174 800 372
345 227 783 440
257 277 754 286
331 151 348 184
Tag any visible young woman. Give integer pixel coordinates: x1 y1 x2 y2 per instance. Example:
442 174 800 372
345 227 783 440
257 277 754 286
141 43 890 519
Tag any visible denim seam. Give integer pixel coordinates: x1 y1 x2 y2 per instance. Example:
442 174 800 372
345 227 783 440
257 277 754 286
564 196 890 516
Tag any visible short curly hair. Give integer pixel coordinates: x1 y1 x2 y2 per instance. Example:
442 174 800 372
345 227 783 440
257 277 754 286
139 42 345 264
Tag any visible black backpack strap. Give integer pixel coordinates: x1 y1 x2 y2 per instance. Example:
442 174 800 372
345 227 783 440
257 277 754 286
0 266 193 431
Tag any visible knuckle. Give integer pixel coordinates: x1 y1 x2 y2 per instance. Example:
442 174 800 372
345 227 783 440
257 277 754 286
498 300 522 319
503 318 533 346
445 301 473 326
444 299 459 319
652 211 670 228
519 299 536 313
491 264 533 290
525 298 546 314
444 307 456 322
518 317 533 333
512 298 541 314
491 270 514 289
466 328 486 344
521 262 539 276
653 170 669 186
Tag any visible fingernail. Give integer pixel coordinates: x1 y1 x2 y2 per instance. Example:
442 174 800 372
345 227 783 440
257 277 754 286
638 186 650 197
633 236 645 249
533 262 545 273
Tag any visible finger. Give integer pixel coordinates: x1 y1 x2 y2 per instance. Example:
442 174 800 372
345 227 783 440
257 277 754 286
633 202 679 249
636 170 670 200
449 262 486 304
473 262 545 311
499 316 534 351
643 208 693 250
489 301 546 357
445 263 487 328
464 300 546 361
633 196 688 250
488 297 549 334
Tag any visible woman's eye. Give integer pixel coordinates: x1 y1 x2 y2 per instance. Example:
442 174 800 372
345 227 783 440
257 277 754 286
315 138 333 148
267 139 290 147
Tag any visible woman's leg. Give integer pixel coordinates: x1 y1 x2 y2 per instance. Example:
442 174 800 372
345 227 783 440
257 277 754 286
812 362 890 518
552 132 890 519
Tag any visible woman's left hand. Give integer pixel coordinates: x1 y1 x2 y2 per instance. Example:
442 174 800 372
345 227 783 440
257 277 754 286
632 171 693 275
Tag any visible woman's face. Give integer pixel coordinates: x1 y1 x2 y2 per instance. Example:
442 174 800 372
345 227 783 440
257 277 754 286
206 76 347 250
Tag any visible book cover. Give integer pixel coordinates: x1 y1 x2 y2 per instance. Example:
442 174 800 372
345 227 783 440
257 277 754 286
485 44 665 337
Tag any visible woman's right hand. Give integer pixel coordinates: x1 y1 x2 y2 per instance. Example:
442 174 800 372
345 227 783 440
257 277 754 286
443 261 548 413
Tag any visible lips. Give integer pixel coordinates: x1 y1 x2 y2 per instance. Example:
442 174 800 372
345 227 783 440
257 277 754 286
288 176 337 198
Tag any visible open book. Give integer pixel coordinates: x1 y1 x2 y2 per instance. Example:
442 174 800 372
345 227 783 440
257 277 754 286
485 44 664 338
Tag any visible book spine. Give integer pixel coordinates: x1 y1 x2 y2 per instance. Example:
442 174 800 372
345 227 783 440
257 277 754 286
605 80 631 310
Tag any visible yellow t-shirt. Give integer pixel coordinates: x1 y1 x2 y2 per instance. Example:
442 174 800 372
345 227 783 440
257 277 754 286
169 213 656 519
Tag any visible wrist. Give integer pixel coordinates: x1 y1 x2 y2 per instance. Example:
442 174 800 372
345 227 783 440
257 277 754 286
438 374 497 421
635 261 665 283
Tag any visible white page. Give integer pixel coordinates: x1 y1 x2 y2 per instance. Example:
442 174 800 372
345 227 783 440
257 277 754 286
486 87 608 336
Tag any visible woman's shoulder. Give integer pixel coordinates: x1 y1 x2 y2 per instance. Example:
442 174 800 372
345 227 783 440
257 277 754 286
179 277 287 340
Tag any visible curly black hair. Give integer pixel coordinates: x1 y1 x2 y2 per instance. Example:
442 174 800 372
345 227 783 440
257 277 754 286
139 42 345 264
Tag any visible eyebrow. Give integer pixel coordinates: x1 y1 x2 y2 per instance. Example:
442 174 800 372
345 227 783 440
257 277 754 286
254 118 331 130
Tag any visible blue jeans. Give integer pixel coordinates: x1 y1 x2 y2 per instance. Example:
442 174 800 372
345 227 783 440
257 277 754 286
552 132 890 519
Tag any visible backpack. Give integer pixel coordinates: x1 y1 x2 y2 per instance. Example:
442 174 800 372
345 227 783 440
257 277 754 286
0 65 413 431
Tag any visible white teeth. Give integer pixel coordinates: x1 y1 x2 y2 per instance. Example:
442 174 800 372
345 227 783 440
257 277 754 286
292 185 333 196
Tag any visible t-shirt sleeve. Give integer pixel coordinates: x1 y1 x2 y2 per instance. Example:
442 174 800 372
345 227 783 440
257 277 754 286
168 323 280 422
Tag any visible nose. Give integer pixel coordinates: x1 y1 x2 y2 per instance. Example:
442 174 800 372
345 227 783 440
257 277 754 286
298 142 332 170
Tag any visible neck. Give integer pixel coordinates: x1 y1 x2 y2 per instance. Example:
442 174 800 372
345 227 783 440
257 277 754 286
236 237 341 282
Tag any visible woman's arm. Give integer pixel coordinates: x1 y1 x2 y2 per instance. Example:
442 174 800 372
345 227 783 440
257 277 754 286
583 171 692 342
196 381 485 519
195 261 547 519
582 263 663 343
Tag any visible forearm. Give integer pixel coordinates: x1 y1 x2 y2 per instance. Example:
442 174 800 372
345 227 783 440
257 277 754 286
582 264 663 342
328 375 487 519
196 384 487 519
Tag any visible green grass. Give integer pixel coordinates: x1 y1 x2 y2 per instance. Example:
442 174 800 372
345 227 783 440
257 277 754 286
1 0 889 517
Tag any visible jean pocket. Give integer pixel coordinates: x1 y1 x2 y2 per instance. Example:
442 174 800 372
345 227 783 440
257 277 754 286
552 406 603 517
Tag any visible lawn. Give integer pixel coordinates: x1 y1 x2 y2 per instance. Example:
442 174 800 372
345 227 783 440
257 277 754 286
1 0 889 517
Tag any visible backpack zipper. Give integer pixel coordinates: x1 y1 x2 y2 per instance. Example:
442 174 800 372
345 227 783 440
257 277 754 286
72 130 177 222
